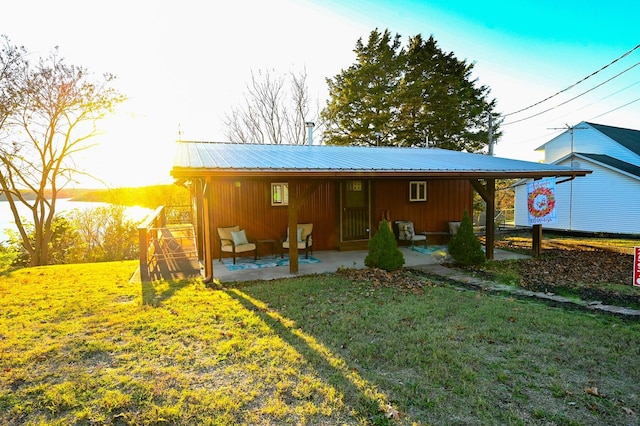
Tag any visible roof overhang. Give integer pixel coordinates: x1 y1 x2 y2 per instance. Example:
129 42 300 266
170 142 592 181
171 167 590 180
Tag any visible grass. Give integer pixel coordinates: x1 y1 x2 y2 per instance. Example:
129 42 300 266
1 261 639 425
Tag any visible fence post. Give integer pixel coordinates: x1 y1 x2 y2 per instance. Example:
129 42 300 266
138 226 150 282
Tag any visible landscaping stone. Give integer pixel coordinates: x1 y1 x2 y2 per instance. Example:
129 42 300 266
416 264 640 319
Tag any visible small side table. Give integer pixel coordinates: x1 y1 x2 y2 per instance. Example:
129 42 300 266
256 239 278 259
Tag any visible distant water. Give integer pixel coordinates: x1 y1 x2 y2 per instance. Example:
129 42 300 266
0 199 152 242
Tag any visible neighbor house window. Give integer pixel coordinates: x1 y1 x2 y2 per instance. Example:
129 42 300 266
271 183 289 206
409 181 427 201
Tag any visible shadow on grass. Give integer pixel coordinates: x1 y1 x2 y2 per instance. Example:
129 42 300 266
227 288 393 424
141 278 197 306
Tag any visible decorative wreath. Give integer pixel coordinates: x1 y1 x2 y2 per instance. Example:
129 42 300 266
528 187 556 218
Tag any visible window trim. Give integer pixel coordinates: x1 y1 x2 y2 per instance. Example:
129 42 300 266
271 182 289 206
409 181 427 202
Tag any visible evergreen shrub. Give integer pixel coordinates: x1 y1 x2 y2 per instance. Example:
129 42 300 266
447 210 485 266
365 220 405 271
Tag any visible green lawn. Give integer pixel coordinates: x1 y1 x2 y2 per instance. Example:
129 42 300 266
1 261 639 425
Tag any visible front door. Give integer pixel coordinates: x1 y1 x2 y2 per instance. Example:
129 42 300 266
341 180 370 241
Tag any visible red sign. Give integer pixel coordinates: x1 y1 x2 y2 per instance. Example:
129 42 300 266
634 247 640 287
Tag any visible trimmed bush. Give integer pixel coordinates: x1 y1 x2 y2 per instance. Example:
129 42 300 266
447 210 485 266
365 220 405 271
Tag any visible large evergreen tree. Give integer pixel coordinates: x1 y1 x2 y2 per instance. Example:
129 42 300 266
322 29 499 152
321 29 403 147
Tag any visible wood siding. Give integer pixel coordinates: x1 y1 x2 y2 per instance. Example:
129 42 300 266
207 177 473 258
372 179 473 239
208 179 338 258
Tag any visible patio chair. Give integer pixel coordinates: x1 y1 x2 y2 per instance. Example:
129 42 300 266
394 220 427 248
282 223 313 259
217 225 257 264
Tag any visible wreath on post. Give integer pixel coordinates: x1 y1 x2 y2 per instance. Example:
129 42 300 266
528 186 555 218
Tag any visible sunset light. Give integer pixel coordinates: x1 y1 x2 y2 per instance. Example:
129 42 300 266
2 0 638 190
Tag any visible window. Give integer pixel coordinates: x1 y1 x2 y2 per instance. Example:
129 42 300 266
271 183 288 206
409 181 427 202
347 180 362 191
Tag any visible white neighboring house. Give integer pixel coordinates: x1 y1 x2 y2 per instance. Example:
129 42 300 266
514 121 640 235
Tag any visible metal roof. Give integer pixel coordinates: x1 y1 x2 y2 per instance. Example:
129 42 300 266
588 122 640 157
171 141 591 179
578 153 640 179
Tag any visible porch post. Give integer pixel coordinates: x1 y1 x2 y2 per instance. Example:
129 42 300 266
287 181 299 274
531 177 542 257
469 178 496 261
202 178 214 282
485 178 495 260
532 225 542 257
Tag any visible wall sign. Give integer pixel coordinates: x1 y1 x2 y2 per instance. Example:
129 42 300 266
634 247 640 287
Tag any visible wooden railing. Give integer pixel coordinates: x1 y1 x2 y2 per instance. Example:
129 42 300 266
137 205 196 281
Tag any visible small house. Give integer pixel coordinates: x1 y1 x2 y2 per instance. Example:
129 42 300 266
171 142 589 280
514 121 640 234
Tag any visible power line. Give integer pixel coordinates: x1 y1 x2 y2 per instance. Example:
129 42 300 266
503 60 640 126
544 79 640 123
588 97 640 121
504 43 640 117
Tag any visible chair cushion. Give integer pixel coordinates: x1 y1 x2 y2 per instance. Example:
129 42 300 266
283 241 309 250
231 229 248 246
286 223 313 242
397 221 415 240
217 226 240 241
221 242 256 253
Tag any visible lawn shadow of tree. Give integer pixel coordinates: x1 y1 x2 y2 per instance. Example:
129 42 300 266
141 278 198 306
227 288 394 424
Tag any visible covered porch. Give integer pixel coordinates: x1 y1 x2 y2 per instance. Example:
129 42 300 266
136 208 528 283
169 142 591 283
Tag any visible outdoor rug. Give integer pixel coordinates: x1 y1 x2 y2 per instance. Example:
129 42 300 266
222 255 320 271
407 245 444 255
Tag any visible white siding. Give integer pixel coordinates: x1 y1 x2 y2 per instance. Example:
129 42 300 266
515 158 640 234
542 122 640 165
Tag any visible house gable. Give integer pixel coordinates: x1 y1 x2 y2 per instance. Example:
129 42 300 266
538 121 640 167
588 122 640 157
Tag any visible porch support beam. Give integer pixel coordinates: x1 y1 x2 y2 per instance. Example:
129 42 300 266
532 224 542 257
287 181 320 274
531 178 543 257
287 185 299 274
469 178 495 260
202 177 214 282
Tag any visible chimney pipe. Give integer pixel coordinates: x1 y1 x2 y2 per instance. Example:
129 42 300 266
305 121 315 145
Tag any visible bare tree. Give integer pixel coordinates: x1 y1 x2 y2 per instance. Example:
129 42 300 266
0 36 27 138
224 68 322 145
0 37 125 266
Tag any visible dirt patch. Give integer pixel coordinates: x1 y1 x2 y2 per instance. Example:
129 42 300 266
337 267 438 294
519 248 633 287
517 248 640 306
485 238 640 307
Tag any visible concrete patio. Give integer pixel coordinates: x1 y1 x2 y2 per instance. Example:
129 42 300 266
210 246 530 283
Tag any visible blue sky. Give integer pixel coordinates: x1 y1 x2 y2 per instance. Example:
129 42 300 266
1 0 638 186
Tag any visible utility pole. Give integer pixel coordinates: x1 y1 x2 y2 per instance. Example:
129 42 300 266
548 123 588 166
488 114 494 156
546 123 588 232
